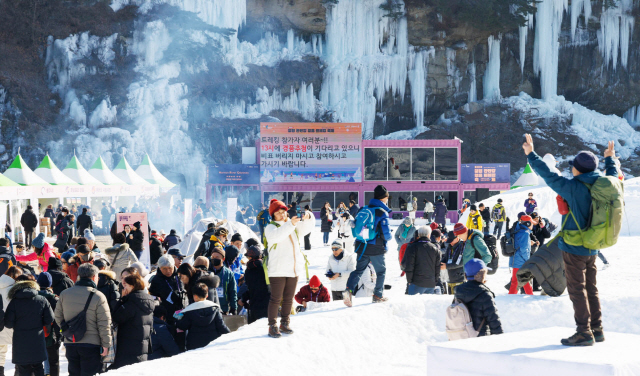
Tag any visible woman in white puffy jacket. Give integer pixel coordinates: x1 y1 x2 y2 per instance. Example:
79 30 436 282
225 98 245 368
326 241 356 301
264 199 316 338
355 262 377 298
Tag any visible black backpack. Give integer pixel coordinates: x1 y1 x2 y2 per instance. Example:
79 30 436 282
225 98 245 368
500 218 516 257
60 289 95 343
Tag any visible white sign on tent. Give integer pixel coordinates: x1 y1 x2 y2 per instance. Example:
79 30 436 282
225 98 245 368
227 198 237 221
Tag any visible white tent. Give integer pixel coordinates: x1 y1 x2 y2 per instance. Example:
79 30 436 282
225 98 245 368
88 156 126 185
112 156 151 186
511 163 539 189
62 155 104 185
34 154 79 185
135 154 175 188
3 154 49 186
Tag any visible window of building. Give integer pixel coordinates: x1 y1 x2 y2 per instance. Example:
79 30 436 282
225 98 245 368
335 192 358 210
412 148 435 180
364 191 375 205
435 148 458 181
435 191 458 210
289 192 312 209
387 191 412 211
264 192 285 205
412 191 435 212
387 148 411 180
311 192 335 211
364 148 388 181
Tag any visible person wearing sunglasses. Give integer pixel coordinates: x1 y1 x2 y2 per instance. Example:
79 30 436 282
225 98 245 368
294 275 330 312
524 193 538 215
326 241 356 301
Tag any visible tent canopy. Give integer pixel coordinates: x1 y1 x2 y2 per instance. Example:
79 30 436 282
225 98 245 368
88 156 126 185
34 154 79 185
0 173 20 187
511 163 539 189
113 156 151 186
3 154 50 186
135 154 176 188
62 155 104 185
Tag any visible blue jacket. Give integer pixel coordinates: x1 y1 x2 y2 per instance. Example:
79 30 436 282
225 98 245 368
355 198 392 256
210 266 238 314
528 152 617 256
510 222 531 269
149 317 180 360
433 201 448 223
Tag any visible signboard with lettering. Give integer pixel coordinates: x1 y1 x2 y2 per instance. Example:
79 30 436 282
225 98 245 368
460 163 511 184
208 164 260 185
260 123 363 183
116 213 150 268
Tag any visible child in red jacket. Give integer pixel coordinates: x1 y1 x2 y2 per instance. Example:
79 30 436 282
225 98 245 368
294 275 330 312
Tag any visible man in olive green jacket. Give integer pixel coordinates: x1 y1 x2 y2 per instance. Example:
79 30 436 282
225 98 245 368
55 264 112 376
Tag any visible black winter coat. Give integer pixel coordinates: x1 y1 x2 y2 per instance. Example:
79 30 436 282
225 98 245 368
111 290 156 369
242 259 270 321
76 213 93 233
149 268 187 321
4 281 54 364
401 239 442 288
175 301 230 350
38 289 62 347
479 208 491 226
454 281 503 336
149 317 180 360
531 224 552 246
20 210 38 231
49 269 74 296
98 271 121 311
287 204 298 219
0 247 17 276
320 208 333 233
517 241 566 297
162 234 181 250
149 237 164 265
443 242 465 284
127 229 144 253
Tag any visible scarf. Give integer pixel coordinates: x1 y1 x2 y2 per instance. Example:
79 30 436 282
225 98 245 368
402 225 411 238
334 251 344 260
75 278 97 289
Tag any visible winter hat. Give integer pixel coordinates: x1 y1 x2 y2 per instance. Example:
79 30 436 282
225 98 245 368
76 237 88 246
402 217 412 226
32 233 46 249
453 223 467 236
374 185 389 199
133 221 141 229
230 233 243 243
417 226 432 239
245 238 260 249
569 151 598 173
331 240 343 251
430 222 439 231
224 245 239 264
520 215 533 227
131 261 149 278
432 229 442 239
93 258 110 270
37 272 52 289
309 275 321 288
61 250 76 263
269 199 288 216
497 198 503 203
445 231 457 244
48 257 63 271
212 246 226 259
464 259 486 278
245 246 262 259
76 245 90 254
84 229 95 241
470 204 477 211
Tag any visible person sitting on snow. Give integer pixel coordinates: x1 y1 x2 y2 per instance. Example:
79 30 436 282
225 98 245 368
294 275 330 312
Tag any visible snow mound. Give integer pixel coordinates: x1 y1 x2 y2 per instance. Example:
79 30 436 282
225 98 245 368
428 327 640 376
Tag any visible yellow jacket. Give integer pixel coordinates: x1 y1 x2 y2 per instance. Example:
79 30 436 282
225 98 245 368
466 212 483 231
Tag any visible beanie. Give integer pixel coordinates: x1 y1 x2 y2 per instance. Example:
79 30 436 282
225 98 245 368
84 229 95 241
48 257 63 271
133 221 141 229
464 259 486 278
269 199 288 217
37 272 52 289
245 246 263 259
32 233 46 249
212 246 226 259
61 250 76 263
453 223 467 236
373 185 389 199
470 204 477 211
429 222 439 231
230 233 243 243
309 275 321 288
569 151 598 173
331 240 343 250
432 229 442 239
402 217 412 226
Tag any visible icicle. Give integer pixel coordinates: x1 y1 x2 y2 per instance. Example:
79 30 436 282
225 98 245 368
519 13 534 74
483 35 501 101
599 0 634 70
570 0 591 41
468 60 477 103
408 48 434 129
624 104 640 125
533 0 567 100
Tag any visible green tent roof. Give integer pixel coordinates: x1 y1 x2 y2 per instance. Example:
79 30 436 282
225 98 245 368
4 154 49 186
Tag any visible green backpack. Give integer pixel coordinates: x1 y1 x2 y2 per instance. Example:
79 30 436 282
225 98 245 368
559 176 624 250
261 221 309 285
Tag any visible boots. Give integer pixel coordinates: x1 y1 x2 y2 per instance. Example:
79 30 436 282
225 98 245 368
268 324 282 338
561 331 594 346
279 320 294 335
592 327 605 343
372 295 388 303
343 289 353 307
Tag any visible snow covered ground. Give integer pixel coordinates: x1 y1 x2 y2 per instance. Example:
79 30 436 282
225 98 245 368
5 179 640 375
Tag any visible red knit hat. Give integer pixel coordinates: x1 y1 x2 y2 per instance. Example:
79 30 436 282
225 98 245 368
453 223 467 236
309 275 321 288
429 222 439 231
269 199 288 216
520 215 533 224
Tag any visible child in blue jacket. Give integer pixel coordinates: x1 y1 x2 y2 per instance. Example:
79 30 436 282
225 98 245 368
509 215 534 295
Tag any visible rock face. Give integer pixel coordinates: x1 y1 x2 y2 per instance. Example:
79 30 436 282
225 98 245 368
2 0 640 199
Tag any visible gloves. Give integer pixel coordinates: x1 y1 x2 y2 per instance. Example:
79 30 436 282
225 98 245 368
296 306 306 313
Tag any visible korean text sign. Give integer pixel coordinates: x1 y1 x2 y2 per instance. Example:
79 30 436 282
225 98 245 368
460 163 510 183
260 123 362 183
116 213 150 268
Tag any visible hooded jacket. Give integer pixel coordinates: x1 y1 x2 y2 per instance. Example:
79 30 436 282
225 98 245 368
0 274 16 345
355 198 392 256
4 280 55 364
111 290 156 369
66 251 95 282
517 241 566 297
149 236 164 265
175 300 230 351
402 239 442 288
510 222 532 269
454 280 503 336
528 151 618 256
433 201 448 224
466 212 484 231
443 242 465 284
394 223 416 251
209 266 237 314
492 203 506 222
105 243 139 282
462 230 492 267
326 251 357 291
98 270 120 311
49 268 74 296
264 214 316 278
15 242 56 272
149 316 180 360
20 209 38 231
162 233 181 250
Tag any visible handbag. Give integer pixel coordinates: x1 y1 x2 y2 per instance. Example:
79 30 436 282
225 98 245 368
101 325 118 364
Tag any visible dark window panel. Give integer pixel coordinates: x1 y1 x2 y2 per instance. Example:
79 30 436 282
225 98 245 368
364 148 388 181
